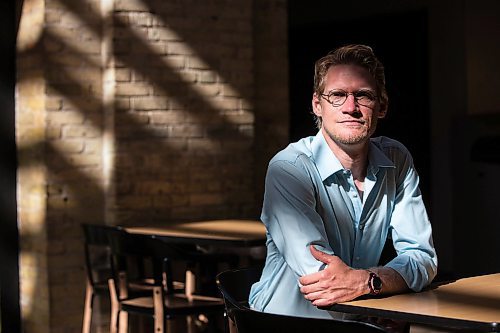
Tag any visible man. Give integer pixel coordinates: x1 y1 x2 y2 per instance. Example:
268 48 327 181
249 44 437 319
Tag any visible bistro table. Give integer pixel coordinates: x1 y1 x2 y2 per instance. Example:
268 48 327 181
329 273 500 332
124 219 267 297
123 219 267 247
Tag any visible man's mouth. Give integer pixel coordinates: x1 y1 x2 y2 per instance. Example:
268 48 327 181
339 120 365 125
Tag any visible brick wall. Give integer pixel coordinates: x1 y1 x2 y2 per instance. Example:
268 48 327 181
16 0 288 332
112 0 258 224
17 0 50 332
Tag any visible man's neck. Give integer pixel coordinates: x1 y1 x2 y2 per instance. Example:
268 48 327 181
334 146 368 182
322 131 369 182
333 142 368 202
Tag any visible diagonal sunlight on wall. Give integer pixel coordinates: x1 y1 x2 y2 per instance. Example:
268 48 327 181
122 19 254 131
101 0 116 225
114 0 254 134
17 0 43 54
47 0 257 222
16 0 257 332
17 0 108 330
14 0 289 332
102 0 258 223
51 0 254 141
16 0 49 330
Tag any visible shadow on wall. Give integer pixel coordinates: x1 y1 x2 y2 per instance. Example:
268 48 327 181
16 0 268 331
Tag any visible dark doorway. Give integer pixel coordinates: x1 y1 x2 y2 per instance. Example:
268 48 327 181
1 1 20 332
288 9 431 202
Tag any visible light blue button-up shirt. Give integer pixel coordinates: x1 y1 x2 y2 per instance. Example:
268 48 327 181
249 131 437 319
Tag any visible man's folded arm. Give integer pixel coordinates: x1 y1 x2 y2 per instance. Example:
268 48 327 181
262 160 333 276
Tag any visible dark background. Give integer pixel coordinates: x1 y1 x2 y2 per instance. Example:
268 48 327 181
288 9 431 203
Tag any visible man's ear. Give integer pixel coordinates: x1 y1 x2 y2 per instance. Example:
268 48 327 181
312 93 323 117
377 102 388 119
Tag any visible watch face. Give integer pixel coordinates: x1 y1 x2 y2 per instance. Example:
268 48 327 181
373 275 382 291
369 272 382 294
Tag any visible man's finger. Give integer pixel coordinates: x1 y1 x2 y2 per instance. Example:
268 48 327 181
312 298 334 307
299 270 321 286
299 283 322 295
302 290 325 302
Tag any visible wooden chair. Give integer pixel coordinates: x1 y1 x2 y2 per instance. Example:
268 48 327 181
216 267 388 333
82 224 158 333
81 223 119 333
106 228 225 333
215 267 262 333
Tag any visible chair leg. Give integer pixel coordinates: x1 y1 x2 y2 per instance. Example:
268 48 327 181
228 317 238 333
153 286 164 333
118 311 128 333
108 279 119 333
186 315 195 333
82 279 94 333
185 269 196 301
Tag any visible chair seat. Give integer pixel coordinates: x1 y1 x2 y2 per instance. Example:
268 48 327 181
129 279 185 291
121 293 224 316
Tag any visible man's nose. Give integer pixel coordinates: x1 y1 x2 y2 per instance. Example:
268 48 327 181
341 94 358 113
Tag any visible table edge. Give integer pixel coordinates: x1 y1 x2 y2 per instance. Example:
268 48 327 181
330 304 500 331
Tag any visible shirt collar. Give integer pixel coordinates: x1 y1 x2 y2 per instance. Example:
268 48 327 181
367 139 396 174
310 131 344 181
310 131 395 181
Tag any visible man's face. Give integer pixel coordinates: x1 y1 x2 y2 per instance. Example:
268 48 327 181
312 64 386 148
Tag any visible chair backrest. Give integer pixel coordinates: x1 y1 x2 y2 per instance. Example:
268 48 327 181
106 228 208 295
215 267 263 317
216 267 388 333
81 223 118 287
232 308 388 333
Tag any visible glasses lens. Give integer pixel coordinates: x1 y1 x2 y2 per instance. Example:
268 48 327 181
328 91 347 106
323 90 377 107
354 91 376 107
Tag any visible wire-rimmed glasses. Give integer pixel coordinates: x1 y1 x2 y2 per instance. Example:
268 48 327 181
320 89 378 108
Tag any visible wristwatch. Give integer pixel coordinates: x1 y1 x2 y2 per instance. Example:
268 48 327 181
368 271 382 295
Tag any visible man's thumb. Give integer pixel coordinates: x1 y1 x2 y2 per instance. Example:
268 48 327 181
309 244 332 264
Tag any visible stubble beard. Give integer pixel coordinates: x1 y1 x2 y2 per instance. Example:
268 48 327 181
324 125 372 146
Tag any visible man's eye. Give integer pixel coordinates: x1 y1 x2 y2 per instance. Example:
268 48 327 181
330 91 346 98
355 91 375 100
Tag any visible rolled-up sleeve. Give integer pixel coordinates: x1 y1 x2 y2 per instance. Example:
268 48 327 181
385 151 438 291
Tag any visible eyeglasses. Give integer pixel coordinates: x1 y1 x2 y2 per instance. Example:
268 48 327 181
320 89 378 107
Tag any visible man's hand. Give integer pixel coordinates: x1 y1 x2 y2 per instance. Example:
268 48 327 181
299 245 370 307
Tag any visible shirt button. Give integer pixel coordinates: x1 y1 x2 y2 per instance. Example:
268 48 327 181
352 193 358 198
355 256 360 261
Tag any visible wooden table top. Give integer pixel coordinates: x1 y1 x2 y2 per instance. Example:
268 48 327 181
124 219 267 247
332 273 500 331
